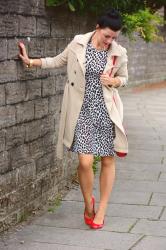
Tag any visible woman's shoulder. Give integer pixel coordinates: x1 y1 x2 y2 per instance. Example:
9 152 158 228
112 40 127 55
69 31 94 47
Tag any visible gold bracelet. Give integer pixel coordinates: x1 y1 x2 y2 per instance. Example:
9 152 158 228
26 59 34 68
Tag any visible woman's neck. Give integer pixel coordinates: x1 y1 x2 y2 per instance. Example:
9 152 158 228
91 31 109 51
91 31 105 51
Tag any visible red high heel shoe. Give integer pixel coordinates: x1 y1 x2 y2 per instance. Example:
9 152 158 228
84 196 95 226
90 218 105 229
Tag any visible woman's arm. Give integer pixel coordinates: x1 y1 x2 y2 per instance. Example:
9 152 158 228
100 49 128 88
18 42 70 68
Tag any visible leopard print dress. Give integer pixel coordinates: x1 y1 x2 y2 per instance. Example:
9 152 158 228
69 41 116 156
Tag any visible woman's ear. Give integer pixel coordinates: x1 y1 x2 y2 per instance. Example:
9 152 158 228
96 24 100 29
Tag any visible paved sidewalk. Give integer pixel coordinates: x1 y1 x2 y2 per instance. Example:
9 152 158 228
1 86 166 250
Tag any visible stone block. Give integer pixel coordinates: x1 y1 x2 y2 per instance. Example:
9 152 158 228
8 144 32 170
0 105 16 129
8 38 22 60
0 14 19 37
36 151 55 173
16 100 35 123
0 170 17 195
34 98 48 119
0 84 5 106
19 15 36 36
48 94 61 114
0 129 6 152
6 81 26 104
6 124 25 150
17 0 45 16
55 38 69 54
0 39 7 61
0 151 9 175
25 79 42 100
28 38 45 58
36 18 50 37
28 138 43 160
16 161 36 185
42 76 56 97
25 115 54 142
51 14 73 38
0 61 17 83
44 38 58 57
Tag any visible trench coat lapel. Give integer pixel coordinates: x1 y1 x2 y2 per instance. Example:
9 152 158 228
103 40 122 74
73 31 95 76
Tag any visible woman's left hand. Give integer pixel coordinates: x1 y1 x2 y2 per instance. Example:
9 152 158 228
100 72 121 88
100 72 115 87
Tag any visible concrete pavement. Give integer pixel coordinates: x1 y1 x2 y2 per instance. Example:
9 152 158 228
1 86 166 250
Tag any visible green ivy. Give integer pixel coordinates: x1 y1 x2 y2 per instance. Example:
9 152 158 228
46 0 164 42
123 9 164 42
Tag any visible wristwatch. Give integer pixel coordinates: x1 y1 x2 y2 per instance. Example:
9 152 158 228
26 59 34 68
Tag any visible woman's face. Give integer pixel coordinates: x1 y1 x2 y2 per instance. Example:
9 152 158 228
96 26 120 49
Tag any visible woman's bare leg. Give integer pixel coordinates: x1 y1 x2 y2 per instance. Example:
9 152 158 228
77 153 95 217
93 155 116 224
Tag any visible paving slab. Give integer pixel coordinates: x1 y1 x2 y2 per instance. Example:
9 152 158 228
150 193 166 206
45 200 162 220
34 212 137 233
2 242 104 250
131 218 166 237
160 208 166 220
132 236 166 250
1 225 143 250
116 162 166 172
112 179 166 193
115 169 160 181
64 188 152 205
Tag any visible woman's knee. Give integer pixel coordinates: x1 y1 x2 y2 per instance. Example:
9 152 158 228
101 155 115 168
78 153 94 171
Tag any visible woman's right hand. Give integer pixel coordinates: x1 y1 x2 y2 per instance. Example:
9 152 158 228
18 42 30 66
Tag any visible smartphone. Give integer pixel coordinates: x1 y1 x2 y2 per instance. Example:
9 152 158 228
18 41 24 56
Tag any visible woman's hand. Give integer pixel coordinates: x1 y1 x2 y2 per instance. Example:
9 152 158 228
18 42 30 66
100 72 121 88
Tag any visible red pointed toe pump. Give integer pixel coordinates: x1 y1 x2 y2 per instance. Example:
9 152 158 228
90 218 105 229
84 195 95 226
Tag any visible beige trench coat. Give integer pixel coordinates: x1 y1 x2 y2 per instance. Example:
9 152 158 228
41 30 129 159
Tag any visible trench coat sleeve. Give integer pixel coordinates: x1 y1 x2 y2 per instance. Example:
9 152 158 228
114 49 128 87
40 42 71 69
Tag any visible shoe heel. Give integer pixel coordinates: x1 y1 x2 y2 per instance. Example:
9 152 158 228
84 195 95 226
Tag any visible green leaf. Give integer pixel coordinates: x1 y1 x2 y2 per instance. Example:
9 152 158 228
68 1 76 11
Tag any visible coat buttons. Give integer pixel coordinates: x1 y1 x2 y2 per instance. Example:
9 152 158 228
71 82 74 86
74 70 76 74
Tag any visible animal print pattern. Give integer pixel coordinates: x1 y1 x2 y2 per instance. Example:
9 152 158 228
69 41 116 156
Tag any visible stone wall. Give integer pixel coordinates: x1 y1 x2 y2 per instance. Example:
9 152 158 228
119 29 166 86
0 1 92 232
0 0 166 232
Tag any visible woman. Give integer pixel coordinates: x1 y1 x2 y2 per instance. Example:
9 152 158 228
18 8 128 229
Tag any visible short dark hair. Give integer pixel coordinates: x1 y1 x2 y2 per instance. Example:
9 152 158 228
97 8 123 31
